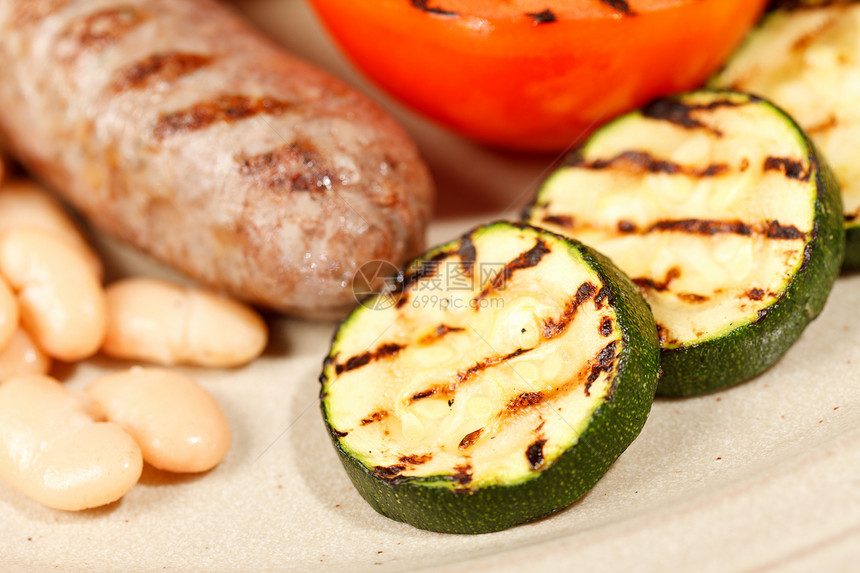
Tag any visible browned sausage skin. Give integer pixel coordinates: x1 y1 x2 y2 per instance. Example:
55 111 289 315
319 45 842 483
0 0 433 319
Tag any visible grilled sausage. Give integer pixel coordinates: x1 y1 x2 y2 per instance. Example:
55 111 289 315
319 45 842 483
0 0 433 319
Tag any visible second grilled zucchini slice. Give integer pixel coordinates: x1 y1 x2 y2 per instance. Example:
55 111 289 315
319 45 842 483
526 90 843 396
320 222 660 533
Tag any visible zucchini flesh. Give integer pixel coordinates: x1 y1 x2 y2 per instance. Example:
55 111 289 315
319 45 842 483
526 90 843 396
711 4 860 265
320 222 660 533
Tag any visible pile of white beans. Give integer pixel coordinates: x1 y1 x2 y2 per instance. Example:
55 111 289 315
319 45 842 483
0 164 268 511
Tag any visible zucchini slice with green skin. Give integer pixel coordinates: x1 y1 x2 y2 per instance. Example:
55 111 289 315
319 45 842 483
525 90 843 397
320 222 660 534
710 4 860 266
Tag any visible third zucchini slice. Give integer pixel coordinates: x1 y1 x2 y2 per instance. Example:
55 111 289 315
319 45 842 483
526 90 843 396
711 3 860 266
320 222 659 533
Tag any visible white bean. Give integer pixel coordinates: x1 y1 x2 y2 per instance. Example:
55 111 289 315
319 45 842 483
0 374 142 510
0 327 50 381
0 229 107 361
87 367 231 473
103 278 267 368
0 179 103 279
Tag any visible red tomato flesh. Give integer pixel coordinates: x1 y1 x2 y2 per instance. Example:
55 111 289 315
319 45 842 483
308 0 768 152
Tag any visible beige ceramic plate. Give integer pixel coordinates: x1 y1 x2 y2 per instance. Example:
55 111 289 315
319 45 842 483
2 1 860 570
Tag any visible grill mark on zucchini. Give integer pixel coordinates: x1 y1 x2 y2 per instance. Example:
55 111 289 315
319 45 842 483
501 338 621 418
456 236 477 276
154 96 295 140
360 410 389 426
335 342 404 375
655 323 675 345
458 428 484 450
598 0 636 16
650 219 807 240
547 216 807 241
571 150 729 178
618 220 637 233
634 270 710 303
594 286 611 310
599 317 613 337
450 463 473 486
111 52 213 93
527 9 557 24
801 240 816 272
541 339 621 399
541 282 597 339
506 391 544 415
516 356 614 414
586 341 618 396
764 156 811 181
541 214 574 229
632 267 681 292
458 348 532 384
409 388 438 402
475 239 551 302
650 219 752 236
526 439 548 470
419 324 465 344
640 97 751 136
372 464 407 482
746 288 766 301
62 6 148 56
410 0 458 16
408 347 534 405
399 453 433 466
677 293 710 303
576 281 598 303
596 340 617 369
765 220 806 240
401 250 451 290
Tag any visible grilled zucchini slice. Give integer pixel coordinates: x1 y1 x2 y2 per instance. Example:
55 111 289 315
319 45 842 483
526 90 843 396
711 3 860 265
320 222 660 534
